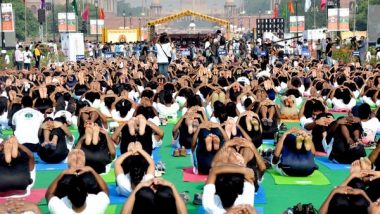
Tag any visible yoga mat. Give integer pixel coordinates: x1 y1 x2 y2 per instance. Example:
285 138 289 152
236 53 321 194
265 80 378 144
35 161 67 171
255 186 267 204
198 206 264 214
0 189 46 203
269 170 330 185
102 169 116 183
262 139 275 145
281 119 300 123
108 185 128 204
105 205 119 214
315 157 351 170
183 167 207 182
315 151 328 157
2 129 13 137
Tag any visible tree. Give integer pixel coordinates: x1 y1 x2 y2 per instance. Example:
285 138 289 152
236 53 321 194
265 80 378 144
351 0 380 31
5 0 39 41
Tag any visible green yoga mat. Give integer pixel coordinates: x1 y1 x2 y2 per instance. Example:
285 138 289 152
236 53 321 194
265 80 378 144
269 169 330 185
105 205 121 214
101 169 116 183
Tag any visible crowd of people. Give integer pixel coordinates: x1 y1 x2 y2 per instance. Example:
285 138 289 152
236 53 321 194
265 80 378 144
0 30 380 214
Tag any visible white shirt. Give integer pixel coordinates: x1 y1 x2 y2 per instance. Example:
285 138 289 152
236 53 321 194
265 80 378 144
116 173 154 197
300 116 314 130
155 43 172 63
0 111 9 129
12 107 44 144
331 97 356 111
23 50 33 64
48 192 109 214
202 182 255 214
153 102 179 119
15 49 23 62
361 118 380 143
111 108 135 122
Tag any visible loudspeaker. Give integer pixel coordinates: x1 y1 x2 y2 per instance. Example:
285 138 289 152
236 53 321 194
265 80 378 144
38 9 45 24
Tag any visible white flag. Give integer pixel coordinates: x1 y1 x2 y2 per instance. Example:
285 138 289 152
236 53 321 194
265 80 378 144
305 0 312 12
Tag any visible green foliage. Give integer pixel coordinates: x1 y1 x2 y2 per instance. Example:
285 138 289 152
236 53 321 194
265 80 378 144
351 0 380 31
5 0 39 41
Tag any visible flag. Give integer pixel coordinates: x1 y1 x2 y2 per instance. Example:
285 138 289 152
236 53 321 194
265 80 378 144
71 0 78 16
320 0 327 11
282 5 288 19
288 1 295 14
82 4 89 21
305 0 311 12
40 0 45 9
273 4 278 18
99 7 105 19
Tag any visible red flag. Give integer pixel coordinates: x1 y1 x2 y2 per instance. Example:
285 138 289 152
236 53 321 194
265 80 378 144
82 4 89 21
98 7 105 20
288 0 295 14
273 4 278 18
320 0 327 11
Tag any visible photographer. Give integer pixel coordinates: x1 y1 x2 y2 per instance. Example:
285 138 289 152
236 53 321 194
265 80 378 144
358 36 367 67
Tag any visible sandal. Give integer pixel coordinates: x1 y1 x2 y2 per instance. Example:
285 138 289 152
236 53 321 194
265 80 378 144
173 148 180 157
180 146 187 156
156 161 166 174
180 191 190 204
279 123 287 131
193 193 203 205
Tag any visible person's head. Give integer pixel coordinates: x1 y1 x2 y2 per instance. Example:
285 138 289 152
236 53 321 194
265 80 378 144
132 187 156 214
155 185 177 214
226 102 237 118
312 100 325 119
213 101 227 123
21 95 33 108
159 33 169 44
358 103 371 120
163 91 174 105
122 155 149 186
67 176 88 209
215 173 244 209
115 99 132 118
25 46 29 51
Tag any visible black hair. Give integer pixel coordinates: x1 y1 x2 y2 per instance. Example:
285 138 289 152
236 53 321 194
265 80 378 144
186 95 202 108
243 97 253 109
122 155 149 186
303 77 311 91
215 173 244 209
358 103 371 120
226 102 237 118
21 96 33 108
84 92 100 103
0 96 8 115
155 185 177 214
67 176 88 208
34 98 53 114
291 77 302 88
132 187 156 214
353 76 364 88
141 90 155 99
336 75 347 85
213 101 227 123
163 91 174 104
285 88 302 98
115 99 132 118
199 86 213 100
104 96 116 109
135 106 157 119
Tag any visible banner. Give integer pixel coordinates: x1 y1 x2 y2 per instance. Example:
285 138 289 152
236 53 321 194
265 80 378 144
90 19 104 35
60 33 84 61
289 16 304 33
328 8 350 31
1 3 14 32
58 13 76 32
104 29 139 43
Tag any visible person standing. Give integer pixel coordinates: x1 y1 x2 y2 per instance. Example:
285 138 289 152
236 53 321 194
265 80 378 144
23 47 33 71
155 33 171 80
325 38 333 66
33 44 41 69
14 46 23 71
358 36 367 66
316 39 322 60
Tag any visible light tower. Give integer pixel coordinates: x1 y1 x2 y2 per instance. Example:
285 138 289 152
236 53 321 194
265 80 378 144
150 0 162 17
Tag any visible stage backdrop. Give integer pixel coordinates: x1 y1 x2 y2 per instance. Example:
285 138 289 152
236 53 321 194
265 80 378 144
328 8 349 31
103 29 140 43
289 16 305 33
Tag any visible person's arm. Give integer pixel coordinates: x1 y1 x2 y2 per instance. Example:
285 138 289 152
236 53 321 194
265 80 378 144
53 122 74 142
121 179 154 214
136 148 155 175
369 145 380 164
75 136 85 149
114 151 134 176
191 124 202 151
101 129 116 160
206 165 255 185
147 120 164 140
45 168 76 202
172 117 185 139
111 124 125 145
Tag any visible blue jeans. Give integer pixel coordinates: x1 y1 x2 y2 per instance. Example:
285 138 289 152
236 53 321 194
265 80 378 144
158 63 169 80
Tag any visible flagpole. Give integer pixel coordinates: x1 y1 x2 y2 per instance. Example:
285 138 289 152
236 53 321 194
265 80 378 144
295 0 298 37
313 0 316 29
24 3 27 40
66 0 68 33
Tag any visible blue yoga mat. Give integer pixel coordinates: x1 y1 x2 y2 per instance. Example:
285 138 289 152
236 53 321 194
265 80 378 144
36 161 67 171
315 156 351 170
255 186 267 204
263 139 275 145
108 185 128 204
198 206 264 214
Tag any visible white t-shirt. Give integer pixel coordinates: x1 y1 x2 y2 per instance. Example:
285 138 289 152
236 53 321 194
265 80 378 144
22 50 33 64
111 108 135 122
361 118 380 143
154 102 179 119
300 116 313 130
331 97 356 111
48 192 109 214
156 43 172 64
116 173 154 197
202 182 255 214
12 107 44 144
0 111 9 129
